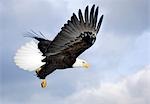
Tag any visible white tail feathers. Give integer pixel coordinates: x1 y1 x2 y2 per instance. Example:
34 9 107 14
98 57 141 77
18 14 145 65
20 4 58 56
14 41 46 71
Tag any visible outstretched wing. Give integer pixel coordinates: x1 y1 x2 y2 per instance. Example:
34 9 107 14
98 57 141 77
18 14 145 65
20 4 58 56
45 5 103 57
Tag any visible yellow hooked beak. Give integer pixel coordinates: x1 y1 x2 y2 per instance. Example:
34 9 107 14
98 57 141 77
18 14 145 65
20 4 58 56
83 63 90 69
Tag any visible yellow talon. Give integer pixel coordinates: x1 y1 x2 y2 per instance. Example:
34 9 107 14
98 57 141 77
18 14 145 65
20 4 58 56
41 79 47 88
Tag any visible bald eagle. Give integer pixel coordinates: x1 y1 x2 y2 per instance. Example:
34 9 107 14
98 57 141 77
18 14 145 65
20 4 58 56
14 5 103 88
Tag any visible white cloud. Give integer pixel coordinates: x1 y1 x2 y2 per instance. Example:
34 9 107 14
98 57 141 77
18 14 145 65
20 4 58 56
64 65 150 104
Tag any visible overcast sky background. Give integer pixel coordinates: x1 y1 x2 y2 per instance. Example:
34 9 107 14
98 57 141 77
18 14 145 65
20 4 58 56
0 0 150 104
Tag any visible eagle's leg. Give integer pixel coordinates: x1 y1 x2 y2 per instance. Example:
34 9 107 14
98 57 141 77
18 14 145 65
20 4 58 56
35 68 47 88
35 67 41 74
41 79 47 88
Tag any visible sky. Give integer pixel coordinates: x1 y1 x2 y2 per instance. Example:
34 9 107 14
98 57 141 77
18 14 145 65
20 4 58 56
0 0 150 104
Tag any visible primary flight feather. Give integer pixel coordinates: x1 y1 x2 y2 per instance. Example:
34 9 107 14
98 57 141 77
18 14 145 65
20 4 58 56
14 5 104 88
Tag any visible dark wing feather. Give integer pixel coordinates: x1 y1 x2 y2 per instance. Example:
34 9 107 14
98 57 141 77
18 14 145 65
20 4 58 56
45 5 104 57
90 4 95 27
25 31 52 55
78 9 84 24
85 6 89 23
93 7 99 28
96 15 104 34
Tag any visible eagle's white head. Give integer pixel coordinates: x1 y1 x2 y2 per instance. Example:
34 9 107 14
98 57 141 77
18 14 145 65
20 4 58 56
72 58 90 68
